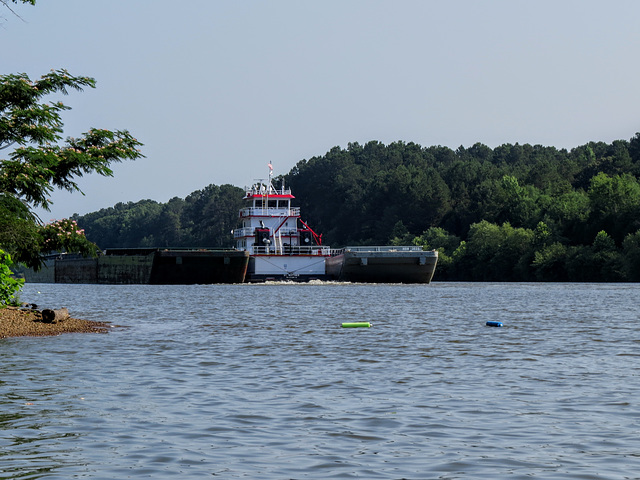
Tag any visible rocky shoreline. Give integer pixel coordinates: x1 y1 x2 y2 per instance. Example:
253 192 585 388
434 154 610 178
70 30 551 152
1 306 113 339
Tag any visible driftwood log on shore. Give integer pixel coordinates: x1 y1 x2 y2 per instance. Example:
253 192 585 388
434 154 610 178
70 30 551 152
41 307 70 324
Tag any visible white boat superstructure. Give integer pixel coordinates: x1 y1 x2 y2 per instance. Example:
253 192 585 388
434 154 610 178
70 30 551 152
233 167 331 281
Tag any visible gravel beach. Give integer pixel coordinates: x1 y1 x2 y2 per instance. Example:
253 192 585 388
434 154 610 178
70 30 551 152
1 307 113 339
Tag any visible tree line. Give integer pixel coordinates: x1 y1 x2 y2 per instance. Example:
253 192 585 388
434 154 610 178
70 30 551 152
71 134 640 282
70 184 243 249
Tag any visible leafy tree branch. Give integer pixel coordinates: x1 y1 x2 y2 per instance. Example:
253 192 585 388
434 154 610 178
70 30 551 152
0 69 144 271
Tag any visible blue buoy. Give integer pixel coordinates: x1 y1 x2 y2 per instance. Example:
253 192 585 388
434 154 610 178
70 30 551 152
486 321 503 327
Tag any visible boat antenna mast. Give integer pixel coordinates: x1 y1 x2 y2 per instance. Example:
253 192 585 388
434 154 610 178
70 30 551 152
268 161 274 193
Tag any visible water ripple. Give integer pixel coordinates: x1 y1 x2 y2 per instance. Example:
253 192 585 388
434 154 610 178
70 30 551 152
2 282 640 479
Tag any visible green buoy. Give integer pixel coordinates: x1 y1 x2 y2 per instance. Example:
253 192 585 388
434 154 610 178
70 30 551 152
341 322 371 328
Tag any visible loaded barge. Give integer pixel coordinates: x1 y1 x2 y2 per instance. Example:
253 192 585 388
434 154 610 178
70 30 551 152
21 166 437 284
22 248 249 284
326 246 438 284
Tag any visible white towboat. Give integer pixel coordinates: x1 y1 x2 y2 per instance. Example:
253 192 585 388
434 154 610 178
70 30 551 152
233 165 438 283
233 166 332 281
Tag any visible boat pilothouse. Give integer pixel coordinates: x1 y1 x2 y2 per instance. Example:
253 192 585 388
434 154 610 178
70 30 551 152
233 166 331 281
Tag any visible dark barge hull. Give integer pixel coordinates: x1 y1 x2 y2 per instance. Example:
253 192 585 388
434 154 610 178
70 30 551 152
326 248 438 284
22 249 249 284
150 250 248 284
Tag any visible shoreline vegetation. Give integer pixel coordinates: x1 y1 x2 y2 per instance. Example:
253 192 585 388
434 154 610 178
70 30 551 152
69 136 640 283
0 306 114 339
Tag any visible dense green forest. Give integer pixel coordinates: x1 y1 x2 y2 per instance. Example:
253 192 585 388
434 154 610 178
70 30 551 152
71 184 243 249
72 134 640 282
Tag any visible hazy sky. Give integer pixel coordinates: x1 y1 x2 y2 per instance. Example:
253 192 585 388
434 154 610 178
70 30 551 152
3 0 640 221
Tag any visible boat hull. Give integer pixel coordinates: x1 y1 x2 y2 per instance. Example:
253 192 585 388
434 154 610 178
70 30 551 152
21 249 250 285
149 250 249 284
246 254 330 282
326 248 438 284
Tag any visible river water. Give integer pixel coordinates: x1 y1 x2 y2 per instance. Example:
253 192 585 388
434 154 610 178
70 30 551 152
1 282 640 479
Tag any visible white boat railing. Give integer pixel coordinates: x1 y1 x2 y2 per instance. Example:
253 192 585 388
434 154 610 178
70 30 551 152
239 207 300 218
233 227 253 238
245 186 292 197
234 227 299 239
331 246 438 256
343 245 426 252
250 245 332 256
